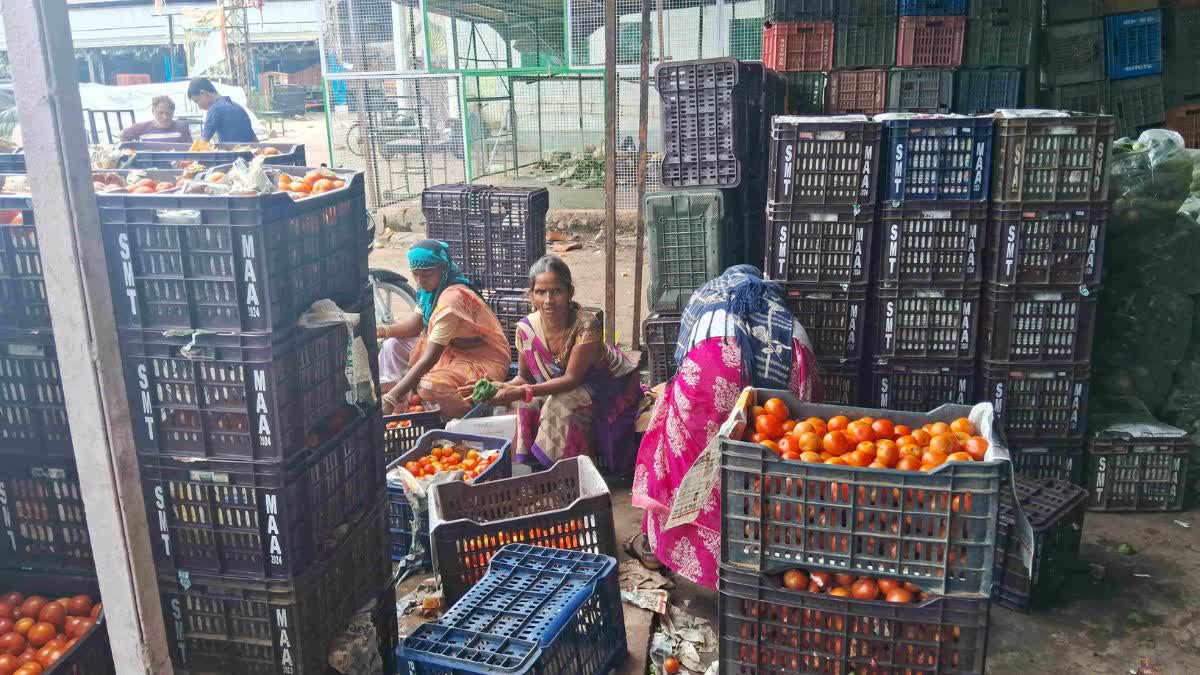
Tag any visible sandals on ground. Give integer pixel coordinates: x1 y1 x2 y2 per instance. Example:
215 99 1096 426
624 532 664 570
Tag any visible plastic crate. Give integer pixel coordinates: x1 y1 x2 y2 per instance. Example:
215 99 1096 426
868 358 977 412
954 67 1024 113
873 283 981 359
816 357 862 406
0 195 49 330
1045 20 1106 86
887 68 955 113
98 167 367 332
1165 55 1200 106
881 117 994 202
719 567 990 674
764 0 840 21
0 151 24 173
781 283 869 360
969 0 1039 22
160 498 390 675
384 408 446 466
1047 0 1102 23
767 117 882 206
386 430 513 565
720 390 1010 595
119 309 373 463
1108 74 1166 139
837 0 900 20
765 204 874 285
991 114 1115 203
781 73 827 114
142 409 383 580
979 361 1091 442
877 204 987 285
429 456 617 606
762 21 835 72
980 285 1100 363
827 69 889 114
1167 103 1200 147
1010 442 1086 485
646 190 729 313
965 18 1035 66
1050 81 1110 115
985 203 1107 286
1166 6 1200 62
401 545 626 675
0 330 72 455
994 477 1088 612
658 59 779 189
899 0 968 15
0 453 91 572
1086 422 1191 511
896 16 966 68
0 570 113 675
1105 9 1164 80
119 141 306 168
835 15 898 67
643 313 681 384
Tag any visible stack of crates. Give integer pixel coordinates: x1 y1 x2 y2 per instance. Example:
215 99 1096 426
890 0 966 113
869 114 991 413
1045 1 1165 139
1164 2 1200 143
645 58 783 384
764 115 880 405
958 0 1037 113
994 476 1089 611
981 113 1114 485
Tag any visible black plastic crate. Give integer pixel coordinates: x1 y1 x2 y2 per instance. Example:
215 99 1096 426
981 285 1099 363
646 190 733 313
835 15 898 68
0 329 72 455
881 117 994 202
868 358 977 412
0 453 92 573
643 312 681 384
1166 55 1200 106
764 0 839 21
119 141 306 168
767 117 882 206
1010 441 1086 485
995 477 1089 612
1087 422 1191 512
985 202 1108 286
142 409 383 580
816 357 862 406
1167 5 1200 62
965 18 1035 66
980 361 1091 443
0 570 113 674
955 67 1024 113
0 194 50 330
1045 20 1106 86
878 203 987 285
887 68 955 113
1050 81 1110 115
421 183 549 291
1108 74 1166 139
384 408 445 466
765 203 874 285
98 167 367 332
160 498 389 675
119 306 373 463
781 72 828 114
991 114 1115 203
719 567 990 674
782 283 869 360
873 283 981 359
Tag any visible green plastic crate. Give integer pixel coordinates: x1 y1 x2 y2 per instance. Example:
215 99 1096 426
835 16 898 67
965 17 1035 66
781 72 827 114
646 191 731 313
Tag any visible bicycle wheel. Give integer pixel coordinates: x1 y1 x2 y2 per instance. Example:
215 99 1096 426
370 268 417 325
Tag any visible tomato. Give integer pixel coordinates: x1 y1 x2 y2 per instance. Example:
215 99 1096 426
965 436 988 461
332 179 346 189
782 569 808 590
134 178 156 188
24 624 53 649
130 185 154 194
760 440 780 455
921 448 947 468
762 398 790 422
13 620 32 636
34 605 63 632
821 432 850 457
871 418 895 440
89 605 101 620
851 578 879 601
809 572 832 589
950 417 975 435
946 451 973 463
824 456 847 465
896 455 922 471
311 178 335 194
893 425 912 437
845 421 875 444
0 634 23 657
755 414 784 439
827 415 850 432
777 436 800 456
885 588 914 604
155 182 174 192
781 419 797 434
929 434 956 455
844 450 870 467
911 429 932 446
929 422 951 436
828 587 851 597
877 578 900 594
16 600 43 622
0 654 17 675
663 657 681 674
795 432 821 454
799 451 822 463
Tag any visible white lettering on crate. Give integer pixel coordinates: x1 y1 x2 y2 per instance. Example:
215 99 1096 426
169 598 188 663
1092 142 1106 195
972 142 986 195
1070 382 1084 431
960 301 974 353
847 303 859 352
1003 224 1018 278
860 144 875 197
886 222 900 275
0 483 15 550
1094 456 1107 503
117 233 138 315
878 376 890 407
1086 223 1100 275
775 223 789 277
276 607 295 672
966 221 979 273
153 485 171 556
241 234 261 319
852 226 866 278
781 143 794 198
253 369 272 446
891 141 905 196
882 301 895 350
992 381 1005 415
136 364 156 441
264 493 284 566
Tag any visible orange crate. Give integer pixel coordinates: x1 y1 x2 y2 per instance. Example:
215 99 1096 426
763 21 836 72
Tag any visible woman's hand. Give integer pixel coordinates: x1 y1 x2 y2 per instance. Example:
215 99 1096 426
382 391 401 415
491 384 526 406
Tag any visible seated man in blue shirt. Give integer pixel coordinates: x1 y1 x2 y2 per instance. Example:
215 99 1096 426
187 77 258 144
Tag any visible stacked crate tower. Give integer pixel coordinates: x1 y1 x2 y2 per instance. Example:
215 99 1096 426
980 113 1115 485
868 114 991 412
891 0 966 114
763 115 880 405
958 0 1038 113
114 167 393 674
641 58 784 384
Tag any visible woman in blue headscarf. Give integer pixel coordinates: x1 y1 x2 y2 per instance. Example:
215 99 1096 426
377 240 509 419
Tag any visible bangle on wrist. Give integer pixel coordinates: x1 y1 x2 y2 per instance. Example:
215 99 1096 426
523 384 534 403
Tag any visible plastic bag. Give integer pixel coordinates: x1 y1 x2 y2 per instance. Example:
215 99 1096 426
1108 130 1195 235
1092 359 1178 413
1104 213 1200 294
1094 282 1194 367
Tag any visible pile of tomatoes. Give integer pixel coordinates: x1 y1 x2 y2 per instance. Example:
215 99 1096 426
277 170 346 199
743 398 989 471
781 568 928 605
402 443 499 483
0 592 102 675
385 394 430 418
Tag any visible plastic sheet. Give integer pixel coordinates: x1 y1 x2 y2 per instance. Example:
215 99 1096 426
1109 130 1195 235
1105 213 1200 295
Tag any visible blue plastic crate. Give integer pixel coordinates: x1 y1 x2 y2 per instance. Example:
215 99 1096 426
899 0 967 16
387 430 512 566
1105 9 1163 80
882 116 994 202
400 545 626 674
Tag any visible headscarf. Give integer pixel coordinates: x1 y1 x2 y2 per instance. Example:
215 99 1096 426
674 265 795 390
407 240 471 325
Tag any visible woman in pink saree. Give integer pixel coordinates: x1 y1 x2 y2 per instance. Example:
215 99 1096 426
630 265 819 589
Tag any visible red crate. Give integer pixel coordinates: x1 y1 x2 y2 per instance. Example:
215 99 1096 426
762 21 836 72
828 69 888 114
897 15 966 67
1167 104 1200 147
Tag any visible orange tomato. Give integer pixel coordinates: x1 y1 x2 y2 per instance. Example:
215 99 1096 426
896 455 922 471
781 451 802 461
755 414 785 439
332 179 346 189
929 422 951 436
782 419 798 434
911 429 932 446
763 397 790 421
875 442 900 467
777 436 800 456
965 436 989 461
950 417 975 435
804 417 828 435
896 434 917 448
302 170 324 187
855 441 877 460
799 451 822 463
827 415 850 432
929 434 956 455
796 432 821 454
946 451 974 463
749 432 769 444
131 186 154 194
749 406 765 420
921 448 948 468
824 457 847 466
844 451 870 467
291 181 311 194
207 172 226 182
871 418 895 440
846 421 875 444
311 178 335 194
868 461 888 469
894 425 912 437
760 440 781 455
822 432 850 457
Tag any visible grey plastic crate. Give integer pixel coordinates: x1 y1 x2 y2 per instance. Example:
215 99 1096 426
646 191 729 313
1050 81 1110 114
835 16 898 67
954 67 1024 114
1045 20 1105 86
887 68 954 113
965 17 1035 66
1108 74 1166 140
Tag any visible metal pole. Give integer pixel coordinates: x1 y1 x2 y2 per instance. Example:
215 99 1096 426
2 1 173 672
603 0 618 345
167 14 176 80
631 0 650 351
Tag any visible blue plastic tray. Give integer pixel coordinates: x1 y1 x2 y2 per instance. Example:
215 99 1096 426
1105 9 1163 80
899 0 967 16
